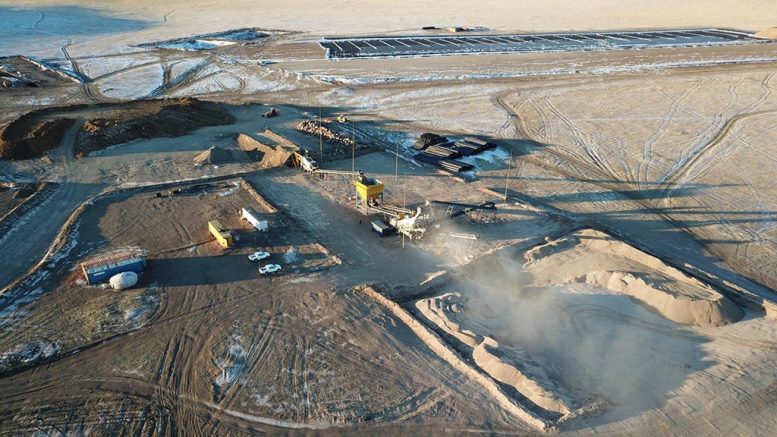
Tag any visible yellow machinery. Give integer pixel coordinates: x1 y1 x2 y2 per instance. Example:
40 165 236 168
208 220 233 249
352 172 384 211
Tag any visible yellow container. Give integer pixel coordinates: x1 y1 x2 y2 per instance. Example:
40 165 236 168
353 178 384 202
208 220 233 249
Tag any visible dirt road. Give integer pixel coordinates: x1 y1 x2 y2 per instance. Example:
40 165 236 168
0 122 104 290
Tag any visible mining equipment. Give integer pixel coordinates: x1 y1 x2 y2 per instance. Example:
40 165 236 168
352 171 384 213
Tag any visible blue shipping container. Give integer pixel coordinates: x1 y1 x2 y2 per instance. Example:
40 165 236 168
82 256 146 284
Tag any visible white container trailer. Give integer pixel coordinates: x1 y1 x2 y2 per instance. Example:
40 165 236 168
241 207 269 232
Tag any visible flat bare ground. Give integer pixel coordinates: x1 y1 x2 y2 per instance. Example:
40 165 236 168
2 3 777 435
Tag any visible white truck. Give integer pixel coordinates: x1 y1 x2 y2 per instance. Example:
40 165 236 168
299 155 319 172
292 151 320 173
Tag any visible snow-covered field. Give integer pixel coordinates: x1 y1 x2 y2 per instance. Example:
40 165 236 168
3 0 777 58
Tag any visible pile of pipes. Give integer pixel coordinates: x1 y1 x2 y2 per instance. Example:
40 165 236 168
452 137 497 156
414 153 474 173
424 144 461 159
412 134 498 173
413 132 449 151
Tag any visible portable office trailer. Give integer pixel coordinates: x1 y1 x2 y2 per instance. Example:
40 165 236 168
208 220 234 249
241 207 269 232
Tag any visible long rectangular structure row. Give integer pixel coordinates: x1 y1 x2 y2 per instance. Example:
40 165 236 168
320 28 767 59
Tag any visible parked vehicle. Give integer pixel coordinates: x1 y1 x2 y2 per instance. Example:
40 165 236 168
259 264 282 275
248 251 270 261
371 220 395 237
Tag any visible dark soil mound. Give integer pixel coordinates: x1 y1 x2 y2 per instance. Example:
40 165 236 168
0 97 235 160
0 115 75 160
75 97 235 156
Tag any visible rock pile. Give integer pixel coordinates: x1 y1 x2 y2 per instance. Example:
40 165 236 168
297 120 371 158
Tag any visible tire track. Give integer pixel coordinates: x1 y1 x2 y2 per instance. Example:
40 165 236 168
61 40 90 84
659 108 777 191
31 12 45 30
0 374 333 432
146 59 211 98
640 79 704 187
217 317 280 409
659 73 775 190
542 94 622 183
60 39 113 105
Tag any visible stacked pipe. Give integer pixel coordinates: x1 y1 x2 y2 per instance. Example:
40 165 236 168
453 138 496 155
413 153 473 173
438 158 474 173
451 141 480 156
413 132 449 150
425 144 461 158
463 137 497 149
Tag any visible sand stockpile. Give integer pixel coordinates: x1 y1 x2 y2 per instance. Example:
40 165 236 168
415 293 574 417
236 133 293 168
524 229 743 327
193 146 249 166
473 337 571 415
570 271 742 327
755 27 777 39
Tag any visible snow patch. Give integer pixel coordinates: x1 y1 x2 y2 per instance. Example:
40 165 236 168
307 56 777 86
283 248 298 264
158 39 237 51
123 292 160 324
0 340 59 368
0 287 44 329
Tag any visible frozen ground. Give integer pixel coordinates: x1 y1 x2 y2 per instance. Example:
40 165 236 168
2 1 777 435
3 0 777 58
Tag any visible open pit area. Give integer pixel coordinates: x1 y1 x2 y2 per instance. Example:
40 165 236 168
2 1 777 435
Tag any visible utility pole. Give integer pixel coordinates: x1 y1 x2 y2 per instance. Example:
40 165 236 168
504 151 512 201
394 142 399 195
403 174 409 248
318 106 323 163
351 121 355 176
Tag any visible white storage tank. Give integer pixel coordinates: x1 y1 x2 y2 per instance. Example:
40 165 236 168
110 271 139 290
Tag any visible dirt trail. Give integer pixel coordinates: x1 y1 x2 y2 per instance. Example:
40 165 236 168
0 121 103 289
659 108 777 190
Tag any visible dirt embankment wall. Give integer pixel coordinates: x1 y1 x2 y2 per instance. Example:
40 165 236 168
75 97 235 156
358 286 551 431
0 114 75 160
